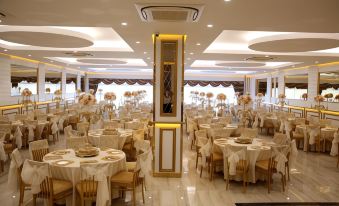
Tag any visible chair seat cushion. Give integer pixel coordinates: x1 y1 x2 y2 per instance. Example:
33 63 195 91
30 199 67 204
255 160 269 170
76 180 98 194
53 179 73 195
111 171 134 184
126 161 136 172
212 152 223 161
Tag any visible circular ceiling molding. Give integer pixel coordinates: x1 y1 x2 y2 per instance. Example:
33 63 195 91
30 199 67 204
77 59 127 65
249 35 339 52
216 62 266 68
0 31 93 48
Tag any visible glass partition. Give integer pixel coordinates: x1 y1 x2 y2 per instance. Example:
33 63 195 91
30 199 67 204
319 71 339 102
285 74 308 100
11 64 38 96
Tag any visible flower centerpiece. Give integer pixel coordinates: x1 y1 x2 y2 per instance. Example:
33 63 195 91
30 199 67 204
278 94 286 109
45 88 50 93
237 94 252 127
104 92 116 102
79 93 97 106
54 89 62 101
314 95 325 116
216 93 227 116
302 93 308 100
21 88 33 105
89 89 95 95
199 92 206 108
335 94 339 102
206 92 214 107
324 93 333 102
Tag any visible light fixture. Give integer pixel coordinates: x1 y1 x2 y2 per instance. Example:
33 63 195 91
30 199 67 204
265 55 269 57
315 61 319 64
147 57 151 60
121 22 128 26
187 58 191 60
28 54 32 57
143 52 147 54
196 43 201 46
190 52 194 55
207 24 213 28
136 41 140 44
50 60 54 62
224 0 231 1
0 20 2 23
4 49 7 52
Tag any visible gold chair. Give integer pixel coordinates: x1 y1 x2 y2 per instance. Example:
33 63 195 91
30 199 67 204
209 150 223 181
255 146 288 193
111 169 144 206
29 139 49 162
77 122 90 137
68 115 80 130
222 145 248 192
22 160 73 206
195 130 208 169
76 164 109 206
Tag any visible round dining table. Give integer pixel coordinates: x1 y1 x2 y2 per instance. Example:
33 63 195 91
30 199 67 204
43 148 126 206
199 123 238 137
213 137 274 183
87 128 133 149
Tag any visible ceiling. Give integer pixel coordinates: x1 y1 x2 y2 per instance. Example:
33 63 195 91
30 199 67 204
1 0 339 78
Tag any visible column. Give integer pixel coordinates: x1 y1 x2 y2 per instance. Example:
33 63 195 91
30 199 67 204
0 56 12 105
84 74 89 93
153 34 185 177
266 75 272 102
61 70 66 99
278 71 285 96
308 66 319 102
76 73 81 90
273 77 277 101
37 63 46 102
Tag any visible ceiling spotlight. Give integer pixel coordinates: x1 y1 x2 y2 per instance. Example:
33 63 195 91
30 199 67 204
190 52 194 55
315 61 319 64
50 60 54 63
187 58 191 60
143 52 147 54
0 20 2 23
265 55 269 57
196 43 201 46
147 57 151 60
207 24 213 28
4 49 7 52
121 22 127 26
28 54 31 57
136 41 140 44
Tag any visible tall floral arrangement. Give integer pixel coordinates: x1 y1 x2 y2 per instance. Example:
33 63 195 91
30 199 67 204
278 94 286 109
238 94 252 127
206 92 214 107
324 93 333 102
302 93 308 100
314 95 325 117
335 94 339 102
54 89 62 101
79 93 97 106
256 93 264 107
21 88 33 105
104 92 116 101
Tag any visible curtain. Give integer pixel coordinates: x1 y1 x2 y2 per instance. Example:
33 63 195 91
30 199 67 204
285 83 308 89
11 76 37 87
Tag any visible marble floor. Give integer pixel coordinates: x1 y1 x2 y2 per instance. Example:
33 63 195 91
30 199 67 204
1 132 339 206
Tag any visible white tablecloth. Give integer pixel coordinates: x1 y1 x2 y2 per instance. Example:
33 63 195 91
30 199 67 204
43 148 126 206
88 128 133 149
213 138 273 183
199 124 238 137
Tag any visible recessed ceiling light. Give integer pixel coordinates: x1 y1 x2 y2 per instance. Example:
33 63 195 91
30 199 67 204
143 52 147 54
121 22 127 26
147 57 151 60
224 0 231 2
4 49 7 52
265 55 269 57
28 54 31 57
0 20 2 23
315 61 319 64
190 52 194 55
207 24 213 28
187 58 191 60
196 43 201 46
50 60 54 63
136 41 140 44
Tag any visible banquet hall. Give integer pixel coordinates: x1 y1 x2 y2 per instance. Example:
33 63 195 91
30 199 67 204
0 0 339 205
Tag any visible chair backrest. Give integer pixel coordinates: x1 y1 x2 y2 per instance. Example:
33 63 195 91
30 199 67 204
29 139 49 162
0 115 9 123
0 124 12 135
103 121 119 130
21 160 52 197
197 117 212 125
211 128 232 140
99 135 119 150
36 114 47 121
320 119 331 128
136 148 152 178
15 114 28 121
268 145 290 174
68 115 80 124
294 118 306 125
79 163 110 200
195 130 208 146
66 137 87 150
240 128 258 139
133 129 144 141
273 133 289 145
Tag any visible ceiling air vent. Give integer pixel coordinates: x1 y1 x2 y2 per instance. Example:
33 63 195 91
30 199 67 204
135 4 204 22
64 52 93 57
245 56 275 61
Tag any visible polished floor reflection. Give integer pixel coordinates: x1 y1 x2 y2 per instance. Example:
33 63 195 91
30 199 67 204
0 133 338 206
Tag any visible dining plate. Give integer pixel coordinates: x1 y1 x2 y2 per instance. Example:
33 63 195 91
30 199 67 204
102 156 120 161
51 150 70 155
250 146 261 150
44 155 63 160
52 160 74 166
107 150 122 155
261 146 271 150
80 160 99 164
